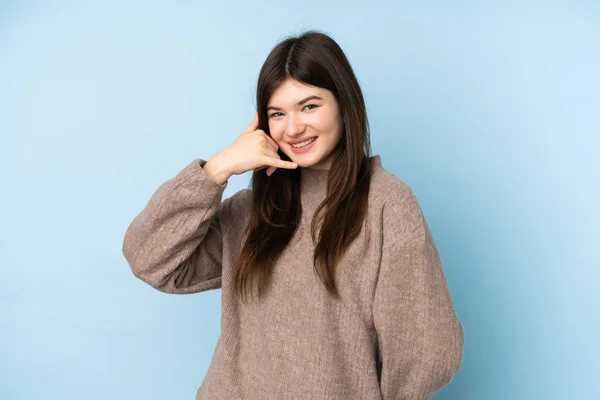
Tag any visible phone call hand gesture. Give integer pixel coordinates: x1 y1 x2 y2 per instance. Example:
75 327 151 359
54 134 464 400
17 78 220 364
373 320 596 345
222 113 298 177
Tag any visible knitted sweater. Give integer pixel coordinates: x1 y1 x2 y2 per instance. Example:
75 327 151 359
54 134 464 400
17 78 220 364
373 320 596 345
122 154 464 399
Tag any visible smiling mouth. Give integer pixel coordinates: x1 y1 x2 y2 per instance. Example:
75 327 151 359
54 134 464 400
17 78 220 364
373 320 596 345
290 136 317 148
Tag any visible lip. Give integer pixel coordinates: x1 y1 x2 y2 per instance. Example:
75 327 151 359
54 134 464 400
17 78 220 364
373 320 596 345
288 136 317 145
290 136 317 154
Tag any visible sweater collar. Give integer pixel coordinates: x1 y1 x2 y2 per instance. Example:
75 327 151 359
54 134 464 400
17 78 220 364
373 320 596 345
300 155 382 211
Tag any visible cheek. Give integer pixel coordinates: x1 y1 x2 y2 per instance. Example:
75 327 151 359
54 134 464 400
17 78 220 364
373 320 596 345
314 114 338 133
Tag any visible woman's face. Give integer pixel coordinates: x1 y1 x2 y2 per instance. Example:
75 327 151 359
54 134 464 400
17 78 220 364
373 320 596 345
266 79 343 170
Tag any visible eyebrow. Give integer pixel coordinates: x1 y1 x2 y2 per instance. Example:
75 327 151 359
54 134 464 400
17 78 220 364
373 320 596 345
266 95 324 111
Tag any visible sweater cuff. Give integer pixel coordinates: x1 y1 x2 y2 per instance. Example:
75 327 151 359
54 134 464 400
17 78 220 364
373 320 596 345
172 158 229 190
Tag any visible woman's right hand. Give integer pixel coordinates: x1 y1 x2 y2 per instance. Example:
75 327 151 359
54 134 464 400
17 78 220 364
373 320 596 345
219 113 298 177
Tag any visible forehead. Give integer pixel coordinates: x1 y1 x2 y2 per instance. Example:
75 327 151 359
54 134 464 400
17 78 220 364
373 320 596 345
268 79 329 104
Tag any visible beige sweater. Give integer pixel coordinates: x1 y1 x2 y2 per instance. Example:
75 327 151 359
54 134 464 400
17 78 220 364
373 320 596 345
122 155 464 399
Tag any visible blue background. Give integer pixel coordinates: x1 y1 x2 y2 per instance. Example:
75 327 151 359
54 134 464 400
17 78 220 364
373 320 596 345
1 1 598 399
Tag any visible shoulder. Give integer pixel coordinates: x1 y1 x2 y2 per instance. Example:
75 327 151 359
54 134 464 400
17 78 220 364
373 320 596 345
220 188 252 220
370 165 428 248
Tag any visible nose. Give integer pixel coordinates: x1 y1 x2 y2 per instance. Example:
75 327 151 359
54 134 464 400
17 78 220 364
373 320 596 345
286 113 305 137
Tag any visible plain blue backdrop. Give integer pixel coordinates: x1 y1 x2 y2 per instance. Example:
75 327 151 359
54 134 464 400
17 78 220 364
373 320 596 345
1 0 598 399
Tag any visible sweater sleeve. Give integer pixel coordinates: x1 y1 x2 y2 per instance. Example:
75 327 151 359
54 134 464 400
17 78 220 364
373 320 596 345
373 184 464 399
122 158 233 294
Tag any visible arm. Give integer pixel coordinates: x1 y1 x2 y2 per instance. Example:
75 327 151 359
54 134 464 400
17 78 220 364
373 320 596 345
373 184 464 399
122 158 234 294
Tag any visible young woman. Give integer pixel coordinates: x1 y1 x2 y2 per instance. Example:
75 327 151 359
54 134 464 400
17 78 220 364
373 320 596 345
123 30 464 400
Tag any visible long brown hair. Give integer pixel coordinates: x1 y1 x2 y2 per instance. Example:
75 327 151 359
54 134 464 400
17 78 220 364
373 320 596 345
234 30 373 303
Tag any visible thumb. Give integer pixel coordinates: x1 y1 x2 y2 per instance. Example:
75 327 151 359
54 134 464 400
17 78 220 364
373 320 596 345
243 112 259 134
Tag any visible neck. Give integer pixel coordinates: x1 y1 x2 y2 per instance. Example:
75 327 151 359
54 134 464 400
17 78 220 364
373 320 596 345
299 155 382 212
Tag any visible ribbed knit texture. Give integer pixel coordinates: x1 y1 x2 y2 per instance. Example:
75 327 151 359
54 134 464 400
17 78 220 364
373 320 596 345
122 155 464 399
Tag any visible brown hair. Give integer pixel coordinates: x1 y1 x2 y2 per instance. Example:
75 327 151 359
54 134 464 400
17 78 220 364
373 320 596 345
234 30 374 303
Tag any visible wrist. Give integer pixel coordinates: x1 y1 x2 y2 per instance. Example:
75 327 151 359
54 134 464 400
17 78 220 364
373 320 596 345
203 155 231 186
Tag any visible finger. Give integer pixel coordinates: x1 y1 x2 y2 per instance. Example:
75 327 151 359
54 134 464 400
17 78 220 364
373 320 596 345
262 149 279 176
262 155 298 170
261 134 279 154
254 129 278 153
267 164 283 176
263 132 279 151
243 112 259 134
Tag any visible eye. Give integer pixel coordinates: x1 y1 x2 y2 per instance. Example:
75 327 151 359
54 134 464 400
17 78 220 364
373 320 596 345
268 104 318 119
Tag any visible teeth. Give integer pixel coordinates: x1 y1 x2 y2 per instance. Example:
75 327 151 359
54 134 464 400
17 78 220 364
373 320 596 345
291 137 316 148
